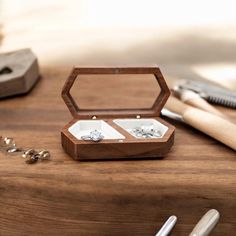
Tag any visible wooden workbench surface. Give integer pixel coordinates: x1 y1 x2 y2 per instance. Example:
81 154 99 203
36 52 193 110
0 67 235 236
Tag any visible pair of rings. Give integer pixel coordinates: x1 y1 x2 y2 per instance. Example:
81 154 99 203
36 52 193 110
81 130 104 142
131 125 162 138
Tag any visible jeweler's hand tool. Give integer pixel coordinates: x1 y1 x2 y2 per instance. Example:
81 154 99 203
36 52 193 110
155 215 177 236
189 209 220 236
0 48 39 99
175 80 236 108
162 96 236 150
173 86 227 119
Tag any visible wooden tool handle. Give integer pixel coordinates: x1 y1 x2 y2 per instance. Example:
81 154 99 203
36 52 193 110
166 96 236 150
180 90 226 118
189 209 220 236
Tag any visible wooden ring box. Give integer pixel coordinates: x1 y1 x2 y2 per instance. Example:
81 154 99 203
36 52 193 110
61 66 175 160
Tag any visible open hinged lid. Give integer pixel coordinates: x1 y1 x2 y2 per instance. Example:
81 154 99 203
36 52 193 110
61 66 170 119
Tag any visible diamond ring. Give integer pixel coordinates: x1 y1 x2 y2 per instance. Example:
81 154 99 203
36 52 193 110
81 130 104 142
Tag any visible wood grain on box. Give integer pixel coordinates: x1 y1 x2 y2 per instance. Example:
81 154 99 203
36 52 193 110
61 66 175 160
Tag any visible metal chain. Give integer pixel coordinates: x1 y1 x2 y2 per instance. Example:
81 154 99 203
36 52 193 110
0 135 51 164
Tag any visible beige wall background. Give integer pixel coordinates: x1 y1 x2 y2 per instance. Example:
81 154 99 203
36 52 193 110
0 0 236 90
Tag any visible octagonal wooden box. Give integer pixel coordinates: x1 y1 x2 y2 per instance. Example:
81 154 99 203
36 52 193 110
61 66 175 160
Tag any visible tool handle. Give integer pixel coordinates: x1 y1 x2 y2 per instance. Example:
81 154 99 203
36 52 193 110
184 107 236 150
189 209 220 236
155 216 177 236
166 96 236 150
180 90 226 118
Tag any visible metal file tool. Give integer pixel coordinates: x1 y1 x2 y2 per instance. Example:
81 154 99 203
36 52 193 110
176 80 236 108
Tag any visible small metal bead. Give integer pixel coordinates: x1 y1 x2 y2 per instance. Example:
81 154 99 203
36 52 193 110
25 154 39 164
7 147 23 153
38 150 51 160
0 137 16 148
22 149 37 158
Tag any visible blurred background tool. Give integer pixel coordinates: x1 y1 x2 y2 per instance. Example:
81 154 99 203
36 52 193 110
163 96 236 150
155 215 177 236
189 209 220 236
173 86 227 118
0 48 39 99
175 80 236 108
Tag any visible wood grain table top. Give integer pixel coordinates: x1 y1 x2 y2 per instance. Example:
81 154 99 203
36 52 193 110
0 67 235 236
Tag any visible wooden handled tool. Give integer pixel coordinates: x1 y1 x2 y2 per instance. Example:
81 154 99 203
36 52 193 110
176 89 227 118
165 96 236 150
155 215 177 236
189 209 220 236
